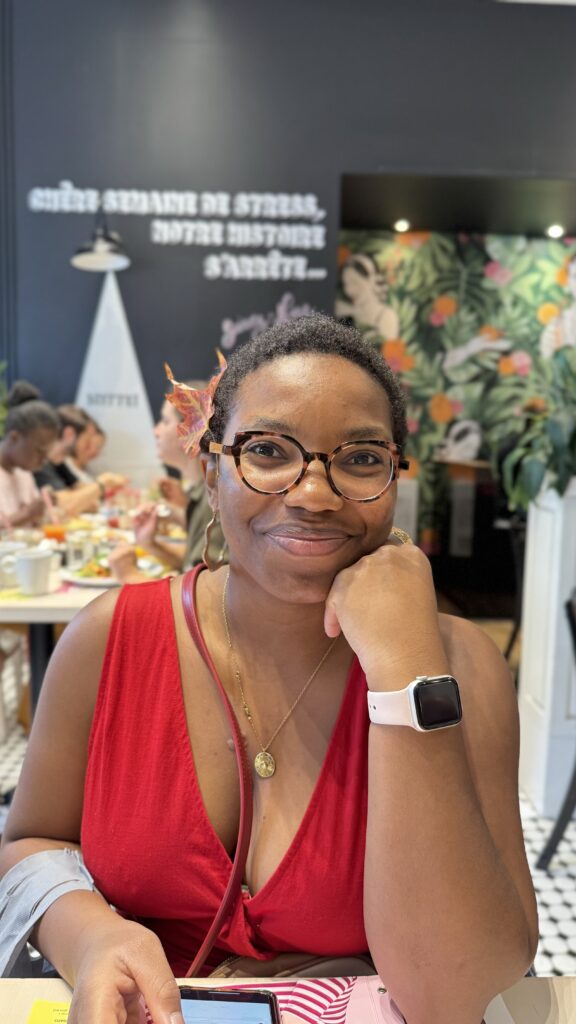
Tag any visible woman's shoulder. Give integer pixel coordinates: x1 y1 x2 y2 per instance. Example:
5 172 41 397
438 612 517 711
36 578 175 730
46 580 169 681
15 466 39 494
30 587 124 738
96 576 175 641
55 586 124 660
439 611 505 666
0 464 14 492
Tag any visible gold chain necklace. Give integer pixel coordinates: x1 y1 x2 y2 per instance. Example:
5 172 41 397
222 570 339 778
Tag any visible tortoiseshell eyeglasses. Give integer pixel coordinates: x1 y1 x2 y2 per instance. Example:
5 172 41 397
209 431 409 503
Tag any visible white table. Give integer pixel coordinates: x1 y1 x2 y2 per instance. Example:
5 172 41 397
0 583 110 713
1 975 575 1023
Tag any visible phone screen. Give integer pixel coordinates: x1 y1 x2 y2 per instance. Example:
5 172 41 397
179 987 281 1024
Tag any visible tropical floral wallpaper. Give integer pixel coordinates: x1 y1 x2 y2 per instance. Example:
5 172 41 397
336 231 576 549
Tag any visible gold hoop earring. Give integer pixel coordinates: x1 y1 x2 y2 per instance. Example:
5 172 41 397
202 511 228 571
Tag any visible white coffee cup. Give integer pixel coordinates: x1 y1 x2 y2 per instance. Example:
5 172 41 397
14 549 54 596
0 542 27 588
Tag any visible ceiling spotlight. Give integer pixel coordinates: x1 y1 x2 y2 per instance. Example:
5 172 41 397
393 218 411 233
546 224 565 240
71 205 131 272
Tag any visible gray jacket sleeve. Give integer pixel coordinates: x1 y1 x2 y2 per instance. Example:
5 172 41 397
0 848 96 977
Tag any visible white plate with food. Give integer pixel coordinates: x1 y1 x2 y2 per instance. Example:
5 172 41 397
61 554 166 588
60 569 119 589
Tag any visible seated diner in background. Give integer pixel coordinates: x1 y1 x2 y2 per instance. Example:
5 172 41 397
82 421 106 468
0 381 59 529
109 379 225 583
63 412 107 485
0 316 537 1024
34 404 125 519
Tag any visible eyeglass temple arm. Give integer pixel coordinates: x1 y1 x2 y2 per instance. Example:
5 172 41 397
208 442 234 455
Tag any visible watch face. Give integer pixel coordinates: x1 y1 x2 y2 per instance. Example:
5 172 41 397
413 676 462 730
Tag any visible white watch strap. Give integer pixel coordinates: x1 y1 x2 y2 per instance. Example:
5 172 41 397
367 682 417 728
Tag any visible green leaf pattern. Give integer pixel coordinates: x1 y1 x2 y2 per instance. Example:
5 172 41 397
337 231 576 536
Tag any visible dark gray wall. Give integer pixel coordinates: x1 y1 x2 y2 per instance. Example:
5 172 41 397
6 0 576 413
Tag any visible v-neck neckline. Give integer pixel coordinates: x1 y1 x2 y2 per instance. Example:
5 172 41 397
170 565 362 903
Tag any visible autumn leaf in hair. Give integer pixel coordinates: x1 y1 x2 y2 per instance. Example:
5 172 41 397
164 351 227 457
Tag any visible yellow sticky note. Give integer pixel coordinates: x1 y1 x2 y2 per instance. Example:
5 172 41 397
27 1000 70 1024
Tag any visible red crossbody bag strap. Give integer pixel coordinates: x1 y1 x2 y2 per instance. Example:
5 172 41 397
180 566 253 977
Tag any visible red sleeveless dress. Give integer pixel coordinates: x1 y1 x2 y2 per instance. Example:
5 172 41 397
82 568 370 976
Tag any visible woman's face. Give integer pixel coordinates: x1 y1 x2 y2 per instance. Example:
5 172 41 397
8 425 56 472
74 422 97 465
154 400 183 467
213 353 397 605
87 431 105 462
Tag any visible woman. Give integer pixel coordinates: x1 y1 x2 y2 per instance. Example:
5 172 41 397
0 316 537 1024
62 409 125 495
108 384 225 582
0 382 59 528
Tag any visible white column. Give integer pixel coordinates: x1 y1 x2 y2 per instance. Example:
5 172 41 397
518 478 576 816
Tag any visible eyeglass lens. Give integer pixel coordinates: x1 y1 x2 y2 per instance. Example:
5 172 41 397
238 435 395 500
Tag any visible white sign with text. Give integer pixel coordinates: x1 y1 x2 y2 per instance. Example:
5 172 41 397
28 181 329 281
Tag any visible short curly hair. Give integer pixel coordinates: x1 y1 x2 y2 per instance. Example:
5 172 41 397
201 313 407 450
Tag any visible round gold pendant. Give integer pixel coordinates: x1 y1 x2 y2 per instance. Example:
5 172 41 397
254 750 276 778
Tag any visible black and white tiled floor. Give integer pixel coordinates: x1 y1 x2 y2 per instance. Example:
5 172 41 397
0 660 28 834
521 797 576 975
2 655 576 976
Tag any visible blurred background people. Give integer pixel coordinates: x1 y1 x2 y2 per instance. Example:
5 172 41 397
85 423 107 466
63 412 121 490
109 383 225 583
0 382 59 529
34 405 124 517
66 414 104 483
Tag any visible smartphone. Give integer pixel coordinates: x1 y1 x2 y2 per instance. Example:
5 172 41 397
179 986 282 1024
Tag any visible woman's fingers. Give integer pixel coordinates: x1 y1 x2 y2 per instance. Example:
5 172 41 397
125 940 183 1024
323 597 342 638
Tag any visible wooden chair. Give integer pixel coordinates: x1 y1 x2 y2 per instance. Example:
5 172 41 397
536 589 576 871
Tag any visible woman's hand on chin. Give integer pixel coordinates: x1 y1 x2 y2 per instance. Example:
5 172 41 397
323 542 449 688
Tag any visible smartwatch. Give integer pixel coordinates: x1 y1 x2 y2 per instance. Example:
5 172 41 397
367 675 462 732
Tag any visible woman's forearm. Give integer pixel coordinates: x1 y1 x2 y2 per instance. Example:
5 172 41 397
0 837 119 986
364 726 534 1024
34 889 125 987
55 484 99 517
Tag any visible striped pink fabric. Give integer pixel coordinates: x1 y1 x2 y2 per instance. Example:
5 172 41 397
144 978 355 1024
233 977 356 1024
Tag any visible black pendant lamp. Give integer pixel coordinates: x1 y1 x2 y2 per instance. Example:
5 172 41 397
71 203 131 272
